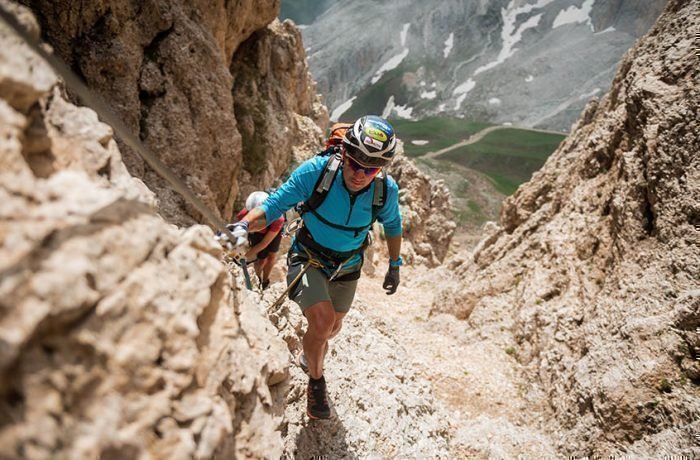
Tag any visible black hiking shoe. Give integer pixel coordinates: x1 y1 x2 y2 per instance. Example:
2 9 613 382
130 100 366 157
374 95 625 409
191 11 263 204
307 376 331 419
261 279 270 290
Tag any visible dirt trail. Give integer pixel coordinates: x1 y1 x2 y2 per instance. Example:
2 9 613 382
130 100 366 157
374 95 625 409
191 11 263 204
422 126 504 160
352 264 559 457
421 124 565 160
265 255 559 456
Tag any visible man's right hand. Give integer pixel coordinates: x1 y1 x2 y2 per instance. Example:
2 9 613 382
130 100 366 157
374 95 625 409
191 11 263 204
215 221 249 252
383 265 400 295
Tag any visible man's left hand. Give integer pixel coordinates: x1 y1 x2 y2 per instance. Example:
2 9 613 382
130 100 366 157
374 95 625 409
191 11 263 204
244 248 258 261
383 265 400 295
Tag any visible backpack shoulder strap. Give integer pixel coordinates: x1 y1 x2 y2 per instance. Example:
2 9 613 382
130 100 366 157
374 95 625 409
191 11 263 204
370 172 387 224
301 149 342 213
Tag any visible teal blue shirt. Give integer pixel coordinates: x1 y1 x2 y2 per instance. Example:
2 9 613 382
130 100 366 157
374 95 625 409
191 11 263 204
261 155 402 267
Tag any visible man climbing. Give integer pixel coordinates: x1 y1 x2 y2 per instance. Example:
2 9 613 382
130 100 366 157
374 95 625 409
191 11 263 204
235 191 284 290
220 115 403 419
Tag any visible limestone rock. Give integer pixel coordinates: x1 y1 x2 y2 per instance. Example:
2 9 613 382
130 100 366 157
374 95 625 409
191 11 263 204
261 285 451 458
435 0 700 455
22 1 324 224
0 9 288 458
386 147 456 266
231 18 327 202
0 1 55 114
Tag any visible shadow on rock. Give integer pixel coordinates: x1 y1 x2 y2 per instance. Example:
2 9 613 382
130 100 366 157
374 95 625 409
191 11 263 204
293 414 357 459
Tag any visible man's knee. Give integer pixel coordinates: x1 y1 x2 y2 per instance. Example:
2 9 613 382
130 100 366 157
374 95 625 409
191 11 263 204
329 313 346 339
304 302 335 339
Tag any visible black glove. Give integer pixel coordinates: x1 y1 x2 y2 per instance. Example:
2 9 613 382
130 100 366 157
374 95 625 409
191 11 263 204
383 265 400 295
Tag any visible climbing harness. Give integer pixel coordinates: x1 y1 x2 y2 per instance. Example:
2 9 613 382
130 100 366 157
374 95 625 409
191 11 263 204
0 5 254 288
268 243 356 310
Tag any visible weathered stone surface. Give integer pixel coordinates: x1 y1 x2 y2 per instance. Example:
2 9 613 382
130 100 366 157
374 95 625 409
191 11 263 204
435 0 700 455
0 9 289 458
386 148 456 266
21 0 323 224
231 18 328 202
0 1 55 114
261 285 452 458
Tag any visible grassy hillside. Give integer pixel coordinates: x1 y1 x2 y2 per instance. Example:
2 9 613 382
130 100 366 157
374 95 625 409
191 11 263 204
392 118 493 157
442 128 565 195
387 119 566 244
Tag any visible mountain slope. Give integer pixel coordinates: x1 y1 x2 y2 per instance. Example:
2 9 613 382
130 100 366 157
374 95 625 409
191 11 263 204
301 0 666 131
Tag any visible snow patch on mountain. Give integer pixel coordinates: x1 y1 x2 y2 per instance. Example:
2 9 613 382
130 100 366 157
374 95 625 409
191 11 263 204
595 26 616 35
331 96 356 121
454 79 476 95
474 0 554 76
489 98 502 105
400 23 410 47
453 78 476 109
578 87 601 100
552 0 595 31
372 47 410 84
382 95 413 119
301 0 665 132
444 32 454 58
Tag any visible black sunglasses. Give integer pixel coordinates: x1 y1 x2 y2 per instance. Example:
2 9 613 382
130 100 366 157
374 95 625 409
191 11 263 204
344 154 381 176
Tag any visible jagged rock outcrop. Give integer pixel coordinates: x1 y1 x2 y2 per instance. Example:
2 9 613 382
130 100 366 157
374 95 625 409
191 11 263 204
435 0 699 456
19 0 326 224
0 5 289 458
231 18 328 201
0 3 461 458
386 148 456 266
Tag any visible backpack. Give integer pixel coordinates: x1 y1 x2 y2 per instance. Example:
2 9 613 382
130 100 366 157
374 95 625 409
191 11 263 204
296 125 387 236
324 122 353 149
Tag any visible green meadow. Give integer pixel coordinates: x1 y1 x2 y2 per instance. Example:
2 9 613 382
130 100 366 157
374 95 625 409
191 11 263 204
441 127 566 195
392 117 493 157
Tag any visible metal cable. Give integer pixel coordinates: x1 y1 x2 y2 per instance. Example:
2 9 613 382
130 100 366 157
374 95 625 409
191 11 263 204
0 4 239 241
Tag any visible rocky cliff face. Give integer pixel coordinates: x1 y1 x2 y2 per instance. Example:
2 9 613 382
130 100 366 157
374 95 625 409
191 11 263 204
435 0 699 455
231 18 328 202
0 3 290 457
300 0 666 131
0 1 459 457
386 148 456 266
19 0 327 224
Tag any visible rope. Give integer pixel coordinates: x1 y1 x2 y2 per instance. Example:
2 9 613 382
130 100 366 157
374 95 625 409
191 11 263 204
269 246 324 310
239 259 253 290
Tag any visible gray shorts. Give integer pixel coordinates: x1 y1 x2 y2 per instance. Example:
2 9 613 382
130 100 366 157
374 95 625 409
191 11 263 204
286 256 360 313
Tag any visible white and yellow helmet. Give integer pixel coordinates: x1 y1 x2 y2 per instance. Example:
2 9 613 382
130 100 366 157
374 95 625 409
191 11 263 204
342 115 397 167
